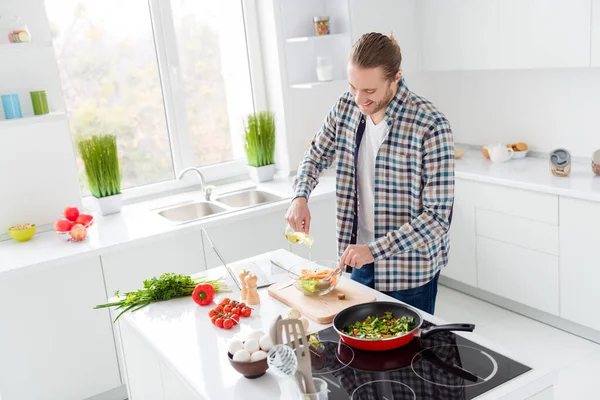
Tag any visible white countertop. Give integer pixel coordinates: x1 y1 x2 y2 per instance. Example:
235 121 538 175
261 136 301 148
120 249 557 400
0 173 336 281
455 148 600 202
2 149 599 281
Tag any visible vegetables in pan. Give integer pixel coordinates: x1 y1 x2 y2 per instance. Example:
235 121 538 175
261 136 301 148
343 312 416 339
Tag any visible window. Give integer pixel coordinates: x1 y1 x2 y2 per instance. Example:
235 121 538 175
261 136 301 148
45 0 256 196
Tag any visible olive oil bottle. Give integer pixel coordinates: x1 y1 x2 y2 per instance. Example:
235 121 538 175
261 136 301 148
284 225 314 260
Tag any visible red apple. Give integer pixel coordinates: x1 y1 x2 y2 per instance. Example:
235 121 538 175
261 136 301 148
64 206 80 222
69 224 87 241
54 218 74 233
75 213 94 226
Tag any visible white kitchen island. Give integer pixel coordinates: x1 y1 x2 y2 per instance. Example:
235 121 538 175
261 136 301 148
116 249 557 400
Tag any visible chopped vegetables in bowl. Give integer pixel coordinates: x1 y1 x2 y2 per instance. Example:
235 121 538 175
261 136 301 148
289 260 342 296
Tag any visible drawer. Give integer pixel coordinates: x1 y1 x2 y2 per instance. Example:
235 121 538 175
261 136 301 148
477 236 559 315
474 182 558 225
476 208 559 255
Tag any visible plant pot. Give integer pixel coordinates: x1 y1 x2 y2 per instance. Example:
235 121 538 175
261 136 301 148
93 193 123 215
248 164 275 183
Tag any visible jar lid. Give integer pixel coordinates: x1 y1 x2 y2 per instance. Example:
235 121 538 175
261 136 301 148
550 148 571 167
313 16 329 22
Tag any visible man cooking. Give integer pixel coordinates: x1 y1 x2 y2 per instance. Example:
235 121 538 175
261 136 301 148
285 32 454 315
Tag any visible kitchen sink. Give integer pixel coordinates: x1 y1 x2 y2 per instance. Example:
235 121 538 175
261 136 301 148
157 201 227 222
214 189 284 208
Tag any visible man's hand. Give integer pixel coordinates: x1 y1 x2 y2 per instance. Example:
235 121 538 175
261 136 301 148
285 197 311 234
339 245 375 269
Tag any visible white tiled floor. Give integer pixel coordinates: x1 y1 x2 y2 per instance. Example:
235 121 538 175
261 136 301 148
436 285 600 399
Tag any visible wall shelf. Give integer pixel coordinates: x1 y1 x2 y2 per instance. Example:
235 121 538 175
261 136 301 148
0 112 66 128
290 79 347 89
0 41 54 53
285 33 346 43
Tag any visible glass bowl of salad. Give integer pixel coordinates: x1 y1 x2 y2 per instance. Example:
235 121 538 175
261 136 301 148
289 260 342 296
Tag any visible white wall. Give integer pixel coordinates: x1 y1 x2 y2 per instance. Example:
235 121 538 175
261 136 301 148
405 68 600 158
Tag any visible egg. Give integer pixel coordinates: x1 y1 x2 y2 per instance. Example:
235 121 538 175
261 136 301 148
243 338 260 354
247 330 265 342
227 339 244 355
299 317 309 331
232 349 251 362
286 308 301 320
259 335 274 351
250 350 267 362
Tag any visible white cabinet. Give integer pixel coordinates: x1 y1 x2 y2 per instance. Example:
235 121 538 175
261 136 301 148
101 231 206 296
349 0 420 72
119 320 164 400
442 179 478 287
0 257 121 400
592 0 600 65
477 236 559 315
559 197 600 331
202 211 290 269
119 320 201 400
419 0 592 71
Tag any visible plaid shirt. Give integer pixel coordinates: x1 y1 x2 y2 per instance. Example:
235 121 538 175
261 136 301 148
293 78 455 291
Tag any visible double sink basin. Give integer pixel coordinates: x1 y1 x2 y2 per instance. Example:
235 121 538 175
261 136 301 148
156 188 287 224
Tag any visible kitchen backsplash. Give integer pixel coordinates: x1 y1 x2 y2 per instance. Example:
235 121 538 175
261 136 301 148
404 68 600 159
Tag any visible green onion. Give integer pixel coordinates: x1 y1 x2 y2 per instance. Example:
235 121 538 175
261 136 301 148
94 273 231 322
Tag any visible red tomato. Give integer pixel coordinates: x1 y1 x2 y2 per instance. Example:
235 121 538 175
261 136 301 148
64 206 80 222
241 307 252 318
231 307 241 315
215 305 224 312
75 213 93 226
69 224 87 241
215 318 224 328
223 305 232 313
54 218 74 233
211 316 218 325
238 302 246 309
223 319 234 330
230 314 240 324
220 298 230 305
208 309 216 318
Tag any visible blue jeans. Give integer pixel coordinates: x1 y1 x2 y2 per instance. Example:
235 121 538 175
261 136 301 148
351 263 440 315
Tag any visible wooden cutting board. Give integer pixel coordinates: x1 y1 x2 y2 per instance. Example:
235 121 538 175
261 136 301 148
267 278 376 324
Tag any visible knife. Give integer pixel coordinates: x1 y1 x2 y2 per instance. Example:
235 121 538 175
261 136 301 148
269 280 294 291
270 259 301 278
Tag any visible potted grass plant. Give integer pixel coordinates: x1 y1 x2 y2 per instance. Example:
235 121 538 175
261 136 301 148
243 111 276 182
77 134 123 215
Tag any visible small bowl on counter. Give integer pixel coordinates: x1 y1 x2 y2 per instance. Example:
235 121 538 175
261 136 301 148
227 352 269 379
289 260 342 296
7 223 36 242
511 150 529 159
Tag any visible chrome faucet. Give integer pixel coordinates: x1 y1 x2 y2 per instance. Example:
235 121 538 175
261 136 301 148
177 167 214 201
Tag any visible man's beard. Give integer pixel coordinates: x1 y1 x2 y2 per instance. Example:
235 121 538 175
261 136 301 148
368 83 395 115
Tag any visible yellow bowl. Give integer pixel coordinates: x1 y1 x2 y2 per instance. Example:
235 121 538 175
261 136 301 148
8 224 36 242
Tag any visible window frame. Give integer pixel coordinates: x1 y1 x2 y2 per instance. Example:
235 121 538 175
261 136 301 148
76 0 267 202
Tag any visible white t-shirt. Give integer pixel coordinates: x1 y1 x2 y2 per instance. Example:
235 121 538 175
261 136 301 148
356 116 389 245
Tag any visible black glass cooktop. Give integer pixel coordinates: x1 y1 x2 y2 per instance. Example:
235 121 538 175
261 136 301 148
308 322 531 399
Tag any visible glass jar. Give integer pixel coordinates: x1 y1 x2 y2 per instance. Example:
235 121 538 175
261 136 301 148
8 16 31 43
313 16 330 36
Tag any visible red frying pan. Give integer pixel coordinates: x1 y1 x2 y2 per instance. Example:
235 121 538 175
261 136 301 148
333 301 474 351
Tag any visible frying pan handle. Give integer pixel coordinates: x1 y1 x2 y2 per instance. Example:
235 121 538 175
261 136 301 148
420 323 475 339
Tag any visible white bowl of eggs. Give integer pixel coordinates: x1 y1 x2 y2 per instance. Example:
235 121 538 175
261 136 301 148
227 330 274 379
